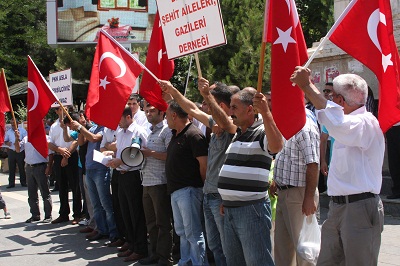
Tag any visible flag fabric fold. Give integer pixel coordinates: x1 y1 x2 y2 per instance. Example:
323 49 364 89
27 56 59 158
265 0 308 139
139 12 174 112
329 0 400 133
0 70 12 146
86 31 144 129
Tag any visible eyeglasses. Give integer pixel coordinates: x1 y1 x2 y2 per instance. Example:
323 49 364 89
323 89 332 94
329 92 346 102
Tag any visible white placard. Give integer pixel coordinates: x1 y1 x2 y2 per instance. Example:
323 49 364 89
49 68 72 107
156 0 226 59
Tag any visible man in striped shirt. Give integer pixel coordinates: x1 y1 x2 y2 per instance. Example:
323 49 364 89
216 88 283 266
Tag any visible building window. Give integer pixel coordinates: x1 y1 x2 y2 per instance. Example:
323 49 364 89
99 0 148 11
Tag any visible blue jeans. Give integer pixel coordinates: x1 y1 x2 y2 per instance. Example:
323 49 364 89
171 187 209 266
86 168 118 239
223 199 274 266
203 193 226 266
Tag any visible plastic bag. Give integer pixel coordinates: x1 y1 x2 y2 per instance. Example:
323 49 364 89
297 214 321 265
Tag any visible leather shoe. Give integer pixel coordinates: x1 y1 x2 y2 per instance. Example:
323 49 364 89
139 256 159 265
117 242 130 252
51 216 69 224
25 216 40 223
21 183 27 187
71 217 80 225
79 227 94 233
117 249 133 257
124 252 146 262
87 232 108 241
387 194 400 199
6 185 15 189
86 230 99 239
105 238 124 247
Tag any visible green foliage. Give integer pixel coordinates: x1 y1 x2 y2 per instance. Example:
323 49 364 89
14 100 27 121
55 47 96 81
297 0 334 47
0 0 56 85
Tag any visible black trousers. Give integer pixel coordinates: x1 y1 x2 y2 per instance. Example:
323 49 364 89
111 169 126 240
53 152 81 219
7 149 26 186
116 170 147 254
387 125 400 194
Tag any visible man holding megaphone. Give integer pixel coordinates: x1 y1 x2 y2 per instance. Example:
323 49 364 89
106 106 149 262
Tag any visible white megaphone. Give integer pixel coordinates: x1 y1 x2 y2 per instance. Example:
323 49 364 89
121 137 144 167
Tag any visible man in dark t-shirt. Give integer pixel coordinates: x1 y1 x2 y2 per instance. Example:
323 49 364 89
164 100 209 266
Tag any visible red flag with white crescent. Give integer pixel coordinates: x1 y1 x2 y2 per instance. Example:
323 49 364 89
27 56 59 158
265 0 308 139
0 70 11 146
86 31 144 129
329 0 400 132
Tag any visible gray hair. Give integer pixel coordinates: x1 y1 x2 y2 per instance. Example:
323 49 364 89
234 88 256 106
333 74 368 107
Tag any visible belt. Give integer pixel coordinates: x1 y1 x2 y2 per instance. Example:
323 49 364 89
276 184 295 191
27 162 47 167
331 192 376 204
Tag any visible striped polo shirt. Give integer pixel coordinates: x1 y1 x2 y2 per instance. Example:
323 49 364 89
218 119 273 207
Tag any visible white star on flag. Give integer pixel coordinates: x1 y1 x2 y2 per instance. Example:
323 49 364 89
382 53 393 72
99 76 110 90
273 26 297 53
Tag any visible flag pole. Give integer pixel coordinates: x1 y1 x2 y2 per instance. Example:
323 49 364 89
257 42 267 93
100 30 159 82
184 54 194 97
1 69 18 130
302 0 357 68
194 53 202 78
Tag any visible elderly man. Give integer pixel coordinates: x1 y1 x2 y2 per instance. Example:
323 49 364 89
291 67 384 265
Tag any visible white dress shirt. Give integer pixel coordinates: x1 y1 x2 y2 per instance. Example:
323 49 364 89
316 101 384 195
115 121 148 171
20 136 52 164
48 119 72 149
4 126 27 151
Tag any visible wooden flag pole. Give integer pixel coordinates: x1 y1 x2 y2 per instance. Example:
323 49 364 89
57 102 73 122
256 42 267 93
194 53 202 78
1 68 18 130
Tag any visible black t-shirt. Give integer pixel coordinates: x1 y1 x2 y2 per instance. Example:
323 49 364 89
166 123 208 194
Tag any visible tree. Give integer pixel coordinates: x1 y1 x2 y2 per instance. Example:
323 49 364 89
0 0 57 85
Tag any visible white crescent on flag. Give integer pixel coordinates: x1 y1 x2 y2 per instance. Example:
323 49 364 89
27 81 39 112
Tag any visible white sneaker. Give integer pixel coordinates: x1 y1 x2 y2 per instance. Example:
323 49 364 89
78 218 89 226
4 212 11 219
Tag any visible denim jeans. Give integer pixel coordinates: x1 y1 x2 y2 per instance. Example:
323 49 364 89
171 187 209 266
86 167 118 239
203 193 226 266
223 199 274 266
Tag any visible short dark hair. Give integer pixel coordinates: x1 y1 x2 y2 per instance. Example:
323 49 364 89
129 93 141 102
122 105 133 118
64 112 79 124
234 89 255 106
168 100 188 119
211 83 233 106
325 82 333 86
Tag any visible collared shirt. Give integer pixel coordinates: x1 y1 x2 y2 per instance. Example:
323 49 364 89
134 110 150 129
274 115 320 187
218 119 273 207
85 125 105 170
316 101 384 196
203 117 234 194
20 135 50 164
141 121 172 186
48 119 73 148
115 121 148 171
100 127 116 149
4 127 27 151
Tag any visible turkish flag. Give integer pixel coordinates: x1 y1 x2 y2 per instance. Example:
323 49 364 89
27 56 59 158
0 70 12 146
86 31 144 129
265 0 308 139
329 0 400 133
139 13 174 112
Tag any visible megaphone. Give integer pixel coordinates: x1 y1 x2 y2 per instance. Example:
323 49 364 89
121 137 144 167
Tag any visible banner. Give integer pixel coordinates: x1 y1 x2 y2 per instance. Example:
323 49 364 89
50 68 72 107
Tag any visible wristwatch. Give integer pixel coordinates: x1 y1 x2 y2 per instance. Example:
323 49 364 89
77 124 82 133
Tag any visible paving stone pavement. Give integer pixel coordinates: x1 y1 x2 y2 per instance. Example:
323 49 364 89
0 172 400 265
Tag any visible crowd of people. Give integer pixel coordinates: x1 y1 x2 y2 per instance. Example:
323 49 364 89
0 66 389 266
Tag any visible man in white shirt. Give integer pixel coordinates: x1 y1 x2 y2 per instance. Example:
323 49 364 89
4 121 27 188
127 93 150 129
15 132 53 223
291 67 384 265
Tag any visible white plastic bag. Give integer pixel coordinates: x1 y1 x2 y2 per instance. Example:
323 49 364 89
297 214 321 265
